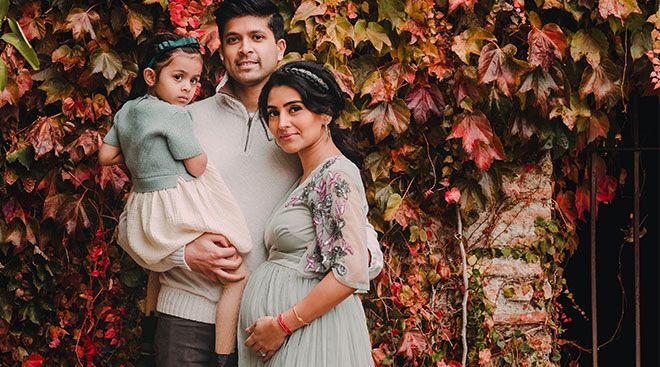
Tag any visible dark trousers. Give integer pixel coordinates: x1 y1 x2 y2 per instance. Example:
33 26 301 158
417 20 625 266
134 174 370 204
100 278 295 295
154 313 238 367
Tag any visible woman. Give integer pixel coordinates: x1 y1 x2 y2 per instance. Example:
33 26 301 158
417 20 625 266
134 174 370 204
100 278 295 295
237 60 374 366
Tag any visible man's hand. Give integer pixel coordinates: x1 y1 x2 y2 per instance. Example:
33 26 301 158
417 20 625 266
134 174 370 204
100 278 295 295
184 233 245 283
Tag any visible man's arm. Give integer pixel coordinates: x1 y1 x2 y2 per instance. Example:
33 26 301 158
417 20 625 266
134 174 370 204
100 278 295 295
116 211 244 282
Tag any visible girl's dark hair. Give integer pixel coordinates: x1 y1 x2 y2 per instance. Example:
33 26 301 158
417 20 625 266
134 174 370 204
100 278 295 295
214 0 285 41
259 60 364 166
128 32 202 100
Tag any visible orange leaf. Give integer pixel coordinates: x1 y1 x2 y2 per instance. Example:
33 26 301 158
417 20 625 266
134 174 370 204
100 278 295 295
448 0 477 13
598 0 641 21
360 99 411 143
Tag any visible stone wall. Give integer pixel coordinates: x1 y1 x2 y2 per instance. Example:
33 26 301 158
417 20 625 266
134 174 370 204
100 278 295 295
463 153 557 366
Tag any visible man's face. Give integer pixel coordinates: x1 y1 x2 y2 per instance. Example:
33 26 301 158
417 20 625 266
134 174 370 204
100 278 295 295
219 15 286 88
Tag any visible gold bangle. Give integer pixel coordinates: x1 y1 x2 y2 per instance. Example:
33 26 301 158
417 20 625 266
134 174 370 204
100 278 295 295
292 305 309 326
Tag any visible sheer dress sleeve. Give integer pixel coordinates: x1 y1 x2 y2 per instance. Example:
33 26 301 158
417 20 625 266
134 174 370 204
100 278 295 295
295 167 370 292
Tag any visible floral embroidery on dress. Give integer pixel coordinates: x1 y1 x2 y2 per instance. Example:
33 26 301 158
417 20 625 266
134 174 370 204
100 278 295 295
288 157 354 276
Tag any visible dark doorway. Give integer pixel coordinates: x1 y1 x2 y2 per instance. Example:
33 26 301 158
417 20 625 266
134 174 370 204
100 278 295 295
561 95 659 366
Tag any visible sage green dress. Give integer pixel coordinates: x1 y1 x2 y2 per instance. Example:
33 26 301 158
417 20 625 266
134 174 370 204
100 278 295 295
238 156 374 367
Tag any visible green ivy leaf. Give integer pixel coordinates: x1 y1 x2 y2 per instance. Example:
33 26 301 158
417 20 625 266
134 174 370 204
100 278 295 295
365 22 391 52
570 29 608 67
377 0 406 30
1 19 40 70
0 58 7 91
630 28 652 60
452 27 496 65
0 0 8 23
383 193 402 221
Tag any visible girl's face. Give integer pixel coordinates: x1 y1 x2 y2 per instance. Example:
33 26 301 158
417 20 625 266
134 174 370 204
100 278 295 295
146 51 202 106
266 85 329 154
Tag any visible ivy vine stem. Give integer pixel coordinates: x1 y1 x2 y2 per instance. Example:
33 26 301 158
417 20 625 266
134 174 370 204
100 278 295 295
456 204 468 367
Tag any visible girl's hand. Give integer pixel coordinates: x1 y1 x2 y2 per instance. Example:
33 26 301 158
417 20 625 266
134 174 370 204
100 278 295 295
244 316 287 362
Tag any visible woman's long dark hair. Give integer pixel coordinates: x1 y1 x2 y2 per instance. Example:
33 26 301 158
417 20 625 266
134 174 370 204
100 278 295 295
258 60 364 166
128 32 202 100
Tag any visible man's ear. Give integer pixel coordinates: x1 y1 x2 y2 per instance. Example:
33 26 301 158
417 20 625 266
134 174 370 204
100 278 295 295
276 38 286 62
143 68 157 87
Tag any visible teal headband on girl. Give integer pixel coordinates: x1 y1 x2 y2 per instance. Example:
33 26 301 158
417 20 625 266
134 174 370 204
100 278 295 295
146 37 201 68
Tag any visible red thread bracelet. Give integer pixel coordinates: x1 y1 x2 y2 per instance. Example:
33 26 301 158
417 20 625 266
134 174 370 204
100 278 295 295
277 313 293 335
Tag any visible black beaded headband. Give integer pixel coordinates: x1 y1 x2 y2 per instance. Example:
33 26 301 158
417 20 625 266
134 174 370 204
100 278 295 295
280 67 329 91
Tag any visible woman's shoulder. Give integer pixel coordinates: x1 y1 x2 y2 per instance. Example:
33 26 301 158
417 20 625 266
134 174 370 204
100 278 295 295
323 156 362 184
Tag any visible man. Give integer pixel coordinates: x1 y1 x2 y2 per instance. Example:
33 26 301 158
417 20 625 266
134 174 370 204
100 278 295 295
118 1 383 366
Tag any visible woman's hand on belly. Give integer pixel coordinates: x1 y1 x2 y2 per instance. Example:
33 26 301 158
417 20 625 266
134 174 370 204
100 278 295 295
244 316 287 361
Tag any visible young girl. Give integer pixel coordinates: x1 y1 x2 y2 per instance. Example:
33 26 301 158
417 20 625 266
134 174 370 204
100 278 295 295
98 32 250 360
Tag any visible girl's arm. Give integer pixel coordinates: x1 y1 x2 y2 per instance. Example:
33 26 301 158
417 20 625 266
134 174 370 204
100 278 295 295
98 143 125 165
244 272 355 361
183 151 208 177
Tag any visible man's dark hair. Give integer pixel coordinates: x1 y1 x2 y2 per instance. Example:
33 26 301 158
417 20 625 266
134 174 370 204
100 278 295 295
214 0 285 41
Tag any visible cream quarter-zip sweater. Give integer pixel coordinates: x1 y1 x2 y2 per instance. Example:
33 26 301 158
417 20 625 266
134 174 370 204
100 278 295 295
118 87 301 324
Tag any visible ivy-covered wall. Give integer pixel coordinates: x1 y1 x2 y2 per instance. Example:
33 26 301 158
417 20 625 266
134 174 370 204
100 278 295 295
0 0 656 366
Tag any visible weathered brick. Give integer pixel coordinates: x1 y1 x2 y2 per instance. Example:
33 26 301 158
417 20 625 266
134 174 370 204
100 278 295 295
492 311 548 324
480 258 543 278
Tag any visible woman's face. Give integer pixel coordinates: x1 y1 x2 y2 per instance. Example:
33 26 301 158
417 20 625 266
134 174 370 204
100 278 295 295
266 85 328 154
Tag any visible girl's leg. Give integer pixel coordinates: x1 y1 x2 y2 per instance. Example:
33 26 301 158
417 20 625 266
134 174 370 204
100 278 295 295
214 261 249 355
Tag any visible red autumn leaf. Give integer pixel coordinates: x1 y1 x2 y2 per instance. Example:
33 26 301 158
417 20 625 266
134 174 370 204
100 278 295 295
197 22 220 54
37 169 58 195
448 111 505 170
598 0 641 21
64 129 102 163
65 7 99 40
478 43 530 97
19 15 46 41
453 66 480 104
360 99 411 143
333 66 356 98
61 165 94 189
579 59 622 108
2 197 27 224
382 62 414 90
51 45 86 71
448 0 477 13
57 194 95 234
597 175 617 202
22 354 43 367
62 97 85 119
42 193 66 222
556 190 578 224
397 329 427 359
471 139 505 170
575 184 590 221
361 71 396 106
510 114 537 142
0 79 19 107
372 348 387 366
104 327 116 339
124 4 153 39
561 155 579 183
26 116 64 159
587 110 610 143
15 69 33 97
402 19 428 44
394 199 419 229
527 23 567 71
405 84 445 124
98 165 131 193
